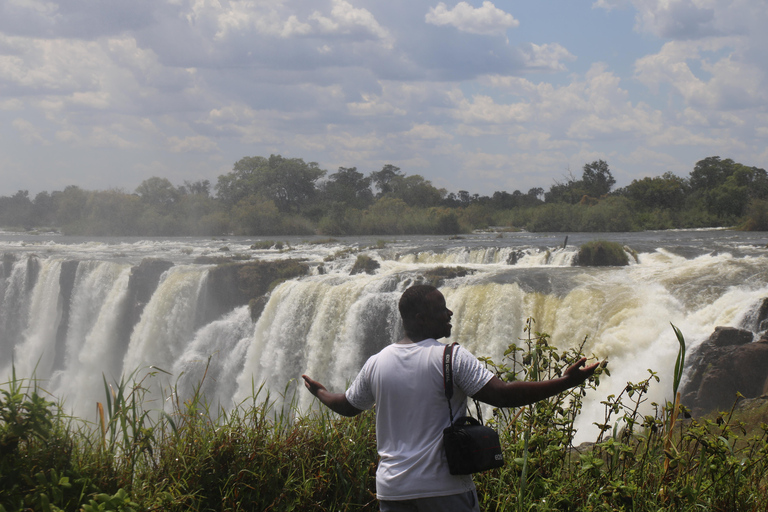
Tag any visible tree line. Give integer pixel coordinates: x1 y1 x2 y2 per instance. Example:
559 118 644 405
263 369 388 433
1 155 766 236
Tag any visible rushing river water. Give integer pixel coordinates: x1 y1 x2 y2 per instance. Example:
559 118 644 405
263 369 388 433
1 229 767 440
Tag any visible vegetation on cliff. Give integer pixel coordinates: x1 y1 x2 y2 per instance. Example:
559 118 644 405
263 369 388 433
575 240 631 266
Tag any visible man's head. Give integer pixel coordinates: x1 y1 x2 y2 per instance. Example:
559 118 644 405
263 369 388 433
399 284 453 341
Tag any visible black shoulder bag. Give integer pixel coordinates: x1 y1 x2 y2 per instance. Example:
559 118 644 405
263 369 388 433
442 342 504 475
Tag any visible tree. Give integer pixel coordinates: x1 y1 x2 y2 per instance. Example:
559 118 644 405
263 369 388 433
370 164 403 197
689 156 735 193
388 174 445 207
527 187 545 203
581 160 615 197
320 167 373 210
216 155 325 213
56 186 89 232
545 171 585 204
31 191 59 227
0 190 33 228
622 172 688 210
688 157 768 220
135 177 179 211
180 180 211 197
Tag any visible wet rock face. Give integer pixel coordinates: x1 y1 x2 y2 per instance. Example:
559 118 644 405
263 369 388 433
53 260 80 371
1 253 16 278
118 258 175 349
754 298 768 333
681 326 768 417
204 259 310 322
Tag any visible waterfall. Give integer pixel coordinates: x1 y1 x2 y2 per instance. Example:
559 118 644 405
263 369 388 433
1 231 767 433
10 259 63 380
121 265 210 400
52 262 133 418
171 306 255 409
233 273 404 411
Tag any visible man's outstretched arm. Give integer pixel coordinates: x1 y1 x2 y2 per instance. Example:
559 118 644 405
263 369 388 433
302 375 364 417
472 357 601 408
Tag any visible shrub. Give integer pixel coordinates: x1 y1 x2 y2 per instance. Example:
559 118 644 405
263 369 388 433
350 254 380 275
575 240 630 266
3 324 768 511
743 198 768 231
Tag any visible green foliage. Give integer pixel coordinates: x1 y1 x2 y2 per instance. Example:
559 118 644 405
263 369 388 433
320 167 374 210
743 198 768 231
621 172 688 211
576 240 630 266
216 154 325 213
2 154 767 235
3 324 768 511
581 159 616 198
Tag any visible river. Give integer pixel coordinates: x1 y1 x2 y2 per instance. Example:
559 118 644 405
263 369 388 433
1 229 767 439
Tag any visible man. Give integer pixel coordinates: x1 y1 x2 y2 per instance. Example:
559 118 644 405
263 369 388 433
302 284 599 511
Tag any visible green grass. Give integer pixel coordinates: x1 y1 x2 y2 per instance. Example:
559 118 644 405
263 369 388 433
2 324 767 511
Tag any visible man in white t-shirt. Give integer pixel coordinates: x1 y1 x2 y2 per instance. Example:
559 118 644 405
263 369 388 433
302 284 599 512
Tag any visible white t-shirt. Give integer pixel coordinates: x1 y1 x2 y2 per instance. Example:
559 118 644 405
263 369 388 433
345 338 494 501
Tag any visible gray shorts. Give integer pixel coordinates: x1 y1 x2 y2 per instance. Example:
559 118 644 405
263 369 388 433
379 490 480 512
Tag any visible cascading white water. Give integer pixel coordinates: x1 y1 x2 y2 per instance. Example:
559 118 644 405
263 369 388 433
172 306 255 409
51 262 132 419
120 265 211 409
1 230 767 439
0 257 35 356
10 259 63 381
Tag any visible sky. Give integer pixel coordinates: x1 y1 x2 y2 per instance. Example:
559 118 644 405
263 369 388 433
0 0 766 198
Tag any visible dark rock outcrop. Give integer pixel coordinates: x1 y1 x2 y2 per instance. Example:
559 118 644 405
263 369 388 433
350 254 380 275
574 241 630 267
1 253 16 278
115 258 175 359
752 298 768 333
420 266 475 287
53 260 80 371
203 259 309 322
681 326 768 416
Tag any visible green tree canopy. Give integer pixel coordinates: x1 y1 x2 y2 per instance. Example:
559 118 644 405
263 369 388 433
622 172 688 210
216 155 325 213
387 174 446 207
581 160 615 197
135 177 179 212
689 156 736 192
370 164 403 197
320 167 373 210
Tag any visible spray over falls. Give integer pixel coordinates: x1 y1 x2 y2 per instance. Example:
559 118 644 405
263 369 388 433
1 231 767 432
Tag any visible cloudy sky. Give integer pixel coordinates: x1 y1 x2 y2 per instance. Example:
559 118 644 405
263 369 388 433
1 0 766 198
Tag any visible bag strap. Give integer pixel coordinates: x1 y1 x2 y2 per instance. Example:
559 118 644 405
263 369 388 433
443 342 484 425
443 342 457 423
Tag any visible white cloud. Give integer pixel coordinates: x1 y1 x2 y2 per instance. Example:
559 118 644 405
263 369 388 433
0 98 23 110
634 0 717 39
425 1 519 35
348 93 407 117
309 0 391 43
167 135 218 153
404 123 453 140
519 43 575 73
13 118 48 145
515 131 576 151
454 94 531 124
0 1 766 197
634 38 768 110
